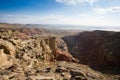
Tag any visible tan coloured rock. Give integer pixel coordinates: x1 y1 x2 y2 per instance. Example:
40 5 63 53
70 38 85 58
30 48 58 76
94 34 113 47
0 40 15 68
55 38 79 63
55 49 79 63
0 39 16 57
0 49 13 69
0 49 8 67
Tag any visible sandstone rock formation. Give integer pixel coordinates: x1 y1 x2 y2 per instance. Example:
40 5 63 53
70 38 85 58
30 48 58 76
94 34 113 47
63 31 120 69
0 29 77 67
0 29 84 79
55 38 79 63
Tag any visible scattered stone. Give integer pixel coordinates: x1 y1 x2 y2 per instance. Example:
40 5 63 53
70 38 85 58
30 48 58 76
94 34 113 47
45 67 51 72
70 70 86 77
61 72 65 77
29 75 55 80
55 67 67 73
63 78 69 80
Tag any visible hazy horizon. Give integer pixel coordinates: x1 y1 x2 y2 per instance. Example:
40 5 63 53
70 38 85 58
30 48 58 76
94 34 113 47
1 22 120 31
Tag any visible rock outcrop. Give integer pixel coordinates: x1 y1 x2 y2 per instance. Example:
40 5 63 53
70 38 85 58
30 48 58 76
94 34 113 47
0 29 77 68
16 36 56 63
55 38 79 63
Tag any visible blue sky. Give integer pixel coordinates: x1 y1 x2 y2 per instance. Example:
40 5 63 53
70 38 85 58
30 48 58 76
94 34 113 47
0 0 120 26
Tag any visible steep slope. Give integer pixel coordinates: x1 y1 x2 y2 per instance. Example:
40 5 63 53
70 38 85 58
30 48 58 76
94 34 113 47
63 31 120 69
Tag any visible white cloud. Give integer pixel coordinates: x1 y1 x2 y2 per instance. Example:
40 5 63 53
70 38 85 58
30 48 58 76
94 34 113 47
0 14 32 23
32 14 120 26
94 6 120 14
56 0 97 5
0 14 32 19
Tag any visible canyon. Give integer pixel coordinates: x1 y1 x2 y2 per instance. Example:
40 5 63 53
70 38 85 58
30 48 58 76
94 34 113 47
0 23 119 80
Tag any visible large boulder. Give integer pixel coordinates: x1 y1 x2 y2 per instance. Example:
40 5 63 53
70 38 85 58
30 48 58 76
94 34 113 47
0 39 16 57
55 48 78 63
0 40 15 68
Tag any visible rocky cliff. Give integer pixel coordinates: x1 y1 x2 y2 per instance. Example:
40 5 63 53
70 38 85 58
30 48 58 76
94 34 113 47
63 31 120 70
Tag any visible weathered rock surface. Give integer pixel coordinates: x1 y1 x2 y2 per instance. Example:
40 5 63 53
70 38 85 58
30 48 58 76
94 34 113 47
55 38 79 63
0 61 109 80
0 39 15 68
0 49 9 67
0 39 16 57
0 29 81 79
0 29 78 70
63 31 120 69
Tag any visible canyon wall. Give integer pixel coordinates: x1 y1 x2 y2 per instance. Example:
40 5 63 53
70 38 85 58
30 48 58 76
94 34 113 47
63 31 120 68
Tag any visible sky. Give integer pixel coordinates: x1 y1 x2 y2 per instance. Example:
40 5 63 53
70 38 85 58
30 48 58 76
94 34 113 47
0 0 120 26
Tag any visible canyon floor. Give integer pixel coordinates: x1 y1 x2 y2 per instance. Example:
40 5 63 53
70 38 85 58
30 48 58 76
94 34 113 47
0 23 120 80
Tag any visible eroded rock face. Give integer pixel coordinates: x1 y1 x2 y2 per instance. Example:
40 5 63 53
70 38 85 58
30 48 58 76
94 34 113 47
16 36 56 63
63 31 120 68
0 29 78 69
55 38 79 63
0 38 80 79
0 25 78 63
72 31 106 68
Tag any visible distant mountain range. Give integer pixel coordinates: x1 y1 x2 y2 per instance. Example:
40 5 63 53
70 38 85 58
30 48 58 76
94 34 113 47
0 23 120 31
24 24 120 31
